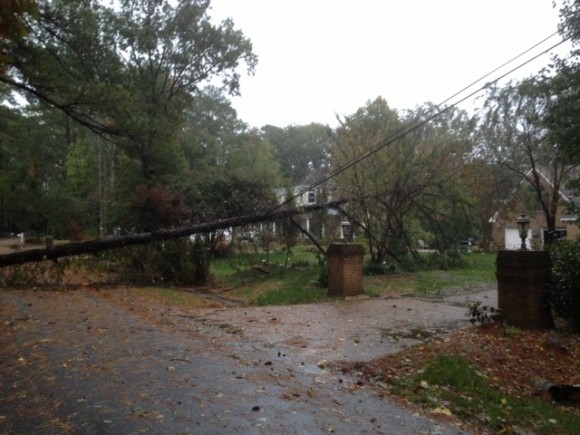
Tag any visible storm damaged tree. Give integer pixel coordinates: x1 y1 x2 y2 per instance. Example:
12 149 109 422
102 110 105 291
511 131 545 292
461 158 516 252
179 95 281 253
478 80 579 245
1 0 258 139
1 0 257 182
0 0 259 237
540 0 580 216
331 98 474 265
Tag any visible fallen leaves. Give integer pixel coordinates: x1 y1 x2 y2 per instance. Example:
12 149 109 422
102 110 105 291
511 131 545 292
339 323 580 409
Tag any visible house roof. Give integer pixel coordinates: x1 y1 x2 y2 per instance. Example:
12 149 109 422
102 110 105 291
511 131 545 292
489 166 579 223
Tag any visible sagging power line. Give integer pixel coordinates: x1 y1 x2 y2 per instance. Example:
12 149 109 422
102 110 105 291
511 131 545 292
275 32 569 213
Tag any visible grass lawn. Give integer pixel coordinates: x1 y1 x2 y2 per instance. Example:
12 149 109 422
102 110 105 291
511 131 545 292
211 245 326 305
389 353 580 434
347 323 580 434
210 245 498 305
405 252 496 293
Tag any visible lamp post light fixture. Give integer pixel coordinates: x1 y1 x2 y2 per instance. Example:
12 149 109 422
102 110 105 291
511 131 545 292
341 220 351 243
516 212 530 250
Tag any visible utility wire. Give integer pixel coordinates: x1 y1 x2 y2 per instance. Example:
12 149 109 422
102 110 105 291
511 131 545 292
270 32 569 214
432 31 561 109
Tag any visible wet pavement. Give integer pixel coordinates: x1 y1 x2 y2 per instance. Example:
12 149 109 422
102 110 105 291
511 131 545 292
0 285 497 434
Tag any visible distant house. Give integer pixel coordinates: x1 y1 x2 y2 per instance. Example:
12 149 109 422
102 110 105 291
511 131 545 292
274 171 339 238
490 168 579 250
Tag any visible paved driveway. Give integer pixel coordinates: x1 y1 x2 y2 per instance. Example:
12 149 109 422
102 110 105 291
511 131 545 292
0 285 496 434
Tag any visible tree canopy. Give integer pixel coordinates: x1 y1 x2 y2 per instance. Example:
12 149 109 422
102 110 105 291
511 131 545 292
0 0 273 237
0 0 579 263
332 98 476 263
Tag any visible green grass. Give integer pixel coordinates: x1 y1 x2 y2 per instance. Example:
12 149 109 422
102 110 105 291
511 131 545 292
211 246 316 285
211 245 326 305
364 253 497 296
254 267 327 306
210 247 498 305
411 253 496 293
391 355 580 433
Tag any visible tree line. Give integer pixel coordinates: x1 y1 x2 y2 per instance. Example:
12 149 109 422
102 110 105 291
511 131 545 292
1 0 579 266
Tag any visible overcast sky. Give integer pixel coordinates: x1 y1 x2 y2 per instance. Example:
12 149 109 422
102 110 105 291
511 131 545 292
208 0 568 128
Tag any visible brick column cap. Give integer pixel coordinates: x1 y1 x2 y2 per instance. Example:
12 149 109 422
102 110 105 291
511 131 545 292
328 243 365 256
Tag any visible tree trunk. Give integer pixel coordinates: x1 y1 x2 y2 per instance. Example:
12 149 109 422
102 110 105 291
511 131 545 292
0 200 347 267
290 217 326 255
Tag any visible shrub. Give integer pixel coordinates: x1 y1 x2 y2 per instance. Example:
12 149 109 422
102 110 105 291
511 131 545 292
110 238 211 286
363 250 469 276
547 240 580 331
317 252 329 287
426 250 468 270
363 261 397 276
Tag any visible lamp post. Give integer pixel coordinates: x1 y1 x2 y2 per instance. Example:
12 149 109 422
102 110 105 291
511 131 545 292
516 212 530 250
341 220 351 243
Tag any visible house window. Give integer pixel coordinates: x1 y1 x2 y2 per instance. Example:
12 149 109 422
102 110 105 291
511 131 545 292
308 189 316 204
543 228 567 242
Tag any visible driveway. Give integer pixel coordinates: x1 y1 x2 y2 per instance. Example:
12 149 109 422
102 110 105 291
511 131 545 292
0 284 496 434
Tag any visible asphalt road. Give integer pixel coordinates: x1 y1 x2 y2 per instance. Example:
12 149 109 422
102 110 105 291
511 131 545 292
0 285 496 434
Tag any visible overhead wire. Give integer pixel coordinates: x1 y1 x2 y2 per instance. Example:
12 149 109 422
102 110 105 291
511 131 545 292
269 31 570 214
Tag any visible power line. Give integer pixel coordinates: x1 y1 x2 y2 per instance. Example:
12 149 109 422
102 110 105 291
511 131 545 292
435 31 561 109
270 32 569 214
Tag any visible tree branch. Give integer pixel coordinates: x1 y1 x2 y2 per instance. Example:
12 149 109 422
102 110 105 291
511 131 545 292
289 217 326 256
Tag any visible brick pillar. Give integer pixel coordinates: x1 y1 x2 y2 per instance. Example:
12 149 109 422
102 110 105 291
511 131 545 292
497 250 553 329
327 243 365 297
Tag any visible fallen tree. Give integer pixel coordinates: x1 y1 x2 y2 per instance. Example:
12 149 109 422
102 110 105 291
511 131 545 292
0 200 347 267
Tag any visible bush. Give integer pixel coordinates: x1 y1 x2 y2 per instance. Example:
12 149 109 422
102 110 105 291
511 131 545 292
317 252 329 287
547 240 580 331
424 250 468 270
363 250 469 276
363 261 397 276
109 238 211 286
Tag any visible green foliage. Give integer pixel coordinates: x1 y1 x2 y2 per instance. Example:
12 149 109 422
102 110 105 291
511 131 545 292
391 355 580 433
109 239 210 286
423 250 468 270
0 0 38 70
548 239 580 331
478 79 572 241
185 173 277 224
332 98 477 265
211 246 498 303
545 1 580 164
316 251 329 287
128 185 188 232
363 261 397 276
0 0 263 238
261 123 331 184
364 250 469 277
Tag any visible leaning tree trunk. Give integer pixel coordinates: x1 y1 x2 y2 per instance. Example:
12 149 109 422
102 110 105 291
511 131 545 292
0 200 347 268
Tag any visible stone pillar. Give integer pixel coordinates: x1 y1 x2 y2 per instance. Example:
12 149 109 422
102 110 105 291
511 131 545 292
327 243 364 297
496 250 553 329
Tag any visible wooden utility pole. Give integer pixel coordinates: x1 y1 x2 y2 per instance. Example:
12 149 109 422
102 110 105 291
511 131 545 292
0 200 347 267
